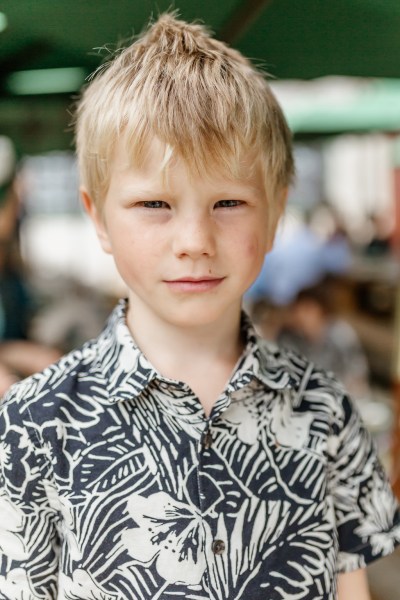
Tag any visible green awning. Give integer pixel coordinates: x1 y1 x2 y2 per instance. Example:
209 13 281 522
277 79 400 134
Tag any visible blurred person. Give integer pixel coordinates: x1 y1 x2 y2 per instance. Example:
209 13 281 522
0 136 60 394
245 205 351 306
31 276 111 353
249 298 287 341
278 282 369 399
364 211 392 257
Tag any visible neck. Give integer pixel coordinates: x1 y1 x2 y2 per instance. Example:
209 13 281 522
127 299 243 372
126 299 244 414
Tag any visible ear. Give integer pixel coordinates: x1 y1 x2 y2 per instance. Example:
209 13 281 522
80 187 112 254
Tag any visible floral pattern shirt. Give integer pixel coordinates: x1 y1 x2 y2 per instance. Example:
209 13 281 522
0 299 399 600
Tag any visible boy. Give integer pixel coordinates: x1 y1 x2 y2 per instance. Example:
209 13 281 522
0 12 399 600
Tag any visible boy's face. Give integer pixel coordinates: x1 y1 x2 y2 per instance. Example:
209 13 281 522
83 137 281 331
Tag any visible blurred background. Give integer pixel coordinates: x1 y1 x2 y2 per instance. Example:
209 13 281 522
0 2 400 595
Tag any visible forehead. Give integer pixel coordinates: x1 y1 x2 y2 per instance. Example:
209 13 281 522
109 135 265 194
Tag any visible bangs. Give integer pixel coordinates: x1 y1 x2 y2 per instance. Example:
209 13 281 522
116 41 269 179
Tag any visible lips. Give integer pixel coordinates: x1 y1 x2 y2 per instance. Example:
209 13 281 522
169 276 220 282
164 276 224 292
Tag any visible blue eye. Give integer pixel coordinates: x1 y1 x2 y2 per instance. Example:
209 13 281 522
214 199 243 208
141 201 170 209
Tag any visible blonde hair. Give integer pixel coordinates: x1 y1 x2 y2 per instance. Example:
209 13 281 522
75 12 294 220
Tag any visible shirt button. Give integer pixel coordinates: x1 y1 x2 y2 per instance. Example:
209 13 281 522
202 430 213 449
212 539 226 555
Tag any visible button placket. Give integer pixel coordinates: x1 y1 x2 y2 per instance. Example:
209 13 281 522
198 419 227 577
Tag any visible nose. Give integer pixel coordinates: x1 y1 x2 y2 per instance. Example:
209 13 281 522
173 213 216 259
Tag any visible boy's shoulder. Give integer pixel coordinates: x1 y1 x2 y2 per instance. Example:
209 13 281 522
0 300 120 424
0 300 156 425
0 336 101 424
256 334 346 396
254 334 351 422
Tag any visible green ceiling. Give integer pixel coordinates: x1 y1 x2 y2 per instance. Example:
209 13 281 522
2 0 400 85
2 1 400 152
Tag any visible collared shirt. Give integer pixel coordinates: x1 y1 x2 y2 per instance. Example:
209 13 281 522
1 299 399 599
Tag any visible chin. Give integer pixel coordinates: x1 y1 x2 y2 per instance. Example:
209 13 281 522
163 302 240 329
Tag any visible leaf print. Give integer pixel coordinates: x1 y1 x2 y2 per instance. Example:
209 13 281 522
57 496 83 562
0 440 11 465
121 491 209 585
58 569 117 600
0 494 28 561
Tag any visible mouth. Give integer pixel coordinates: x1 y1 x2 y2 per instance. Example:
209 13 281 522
164 276 225 292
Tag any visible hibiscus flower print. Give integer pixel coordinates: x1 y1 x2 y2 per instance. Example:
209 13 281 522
121 491 210 585
58 569 117 600
356 483 400 556
223 396 259 445
0 568 35 600
269 393 313 449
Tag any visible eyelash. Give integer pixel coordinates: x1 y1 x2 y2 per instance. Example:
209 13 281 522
214 199 244 208
139 200 244 209
140 201 169 209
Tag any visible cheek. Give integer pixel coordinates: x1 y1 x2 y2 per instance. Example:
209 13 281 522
243 240 258 260
242 233 268 261
110 222 166 273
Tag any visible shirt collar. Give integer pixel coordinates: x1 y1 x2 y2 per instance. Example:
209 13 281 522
94 300 158 403
95 299 298 404
230 311 299 393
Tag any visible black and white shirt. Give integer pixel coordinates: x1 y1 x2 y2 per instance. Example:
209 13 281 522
1 300 399 599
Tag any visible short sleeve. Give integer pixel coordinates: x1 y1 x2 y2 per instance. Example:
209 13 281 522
328 393 400 572
0 392 60 598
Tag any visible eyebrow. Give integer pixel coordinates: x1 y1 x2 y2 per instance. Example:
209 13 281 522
213 184 262 195
118 181 263 200
119 188 168 199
